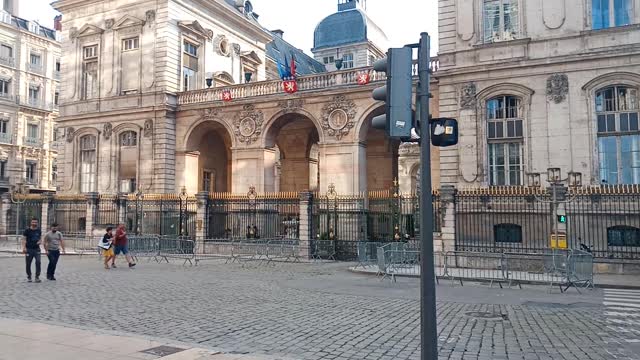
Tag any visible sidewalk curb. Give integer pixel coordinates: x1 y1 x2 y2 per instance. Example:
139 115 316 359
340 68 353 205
348 267 640 290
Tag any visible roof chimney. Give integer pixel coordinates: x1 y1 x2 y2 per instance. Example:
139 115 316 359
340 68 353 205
272 29 284 38
54 15 62 31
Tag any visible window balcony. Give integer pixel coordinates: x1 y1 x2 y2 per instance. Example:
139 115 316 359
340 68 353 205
0 132 11 144
27 62 44 75
0 57 14 68
17 96 53 111
0 93 14 102
23 136 41 147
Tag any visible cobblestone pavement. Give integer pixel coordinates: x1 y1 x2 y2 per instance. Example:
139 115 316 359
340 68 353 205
0 257 638 360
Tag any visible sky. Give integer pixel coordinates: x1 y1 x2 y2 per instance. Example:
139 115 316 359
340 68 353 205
25 0 438 55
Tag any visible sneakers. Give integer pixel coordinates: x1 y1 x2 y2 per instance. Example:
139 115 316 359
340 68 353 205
48 277 56 281
111 264 117 269
34 277 41 283
128 263 136 268
27 277 32 283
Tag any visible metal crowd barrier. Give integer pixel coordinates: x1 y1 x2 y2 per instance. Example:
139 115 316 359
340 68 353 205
193 238 301 267
355 242 384 269
158 238 195 265
0 235 23 255
311 240 336 261
374 247 594 291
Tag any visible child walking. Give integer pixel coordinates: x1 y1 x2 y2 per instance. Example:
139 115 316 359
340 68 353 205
101 227 115 270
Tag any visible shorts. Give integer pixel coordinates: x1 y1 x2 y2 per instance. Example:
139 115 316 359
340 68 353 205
103 247 114 258
114 245 129 255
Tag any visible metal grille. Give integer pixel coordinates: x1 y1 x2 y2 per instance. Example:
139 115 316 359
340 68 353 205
7 196 44 234
95 194 118 226
124 194 197 238
48 195 87 233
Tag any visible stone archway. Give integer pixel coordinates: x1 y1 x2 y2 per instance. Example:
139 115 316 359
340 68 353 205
184 121 233 193
358 106 401 191
264 113 321 193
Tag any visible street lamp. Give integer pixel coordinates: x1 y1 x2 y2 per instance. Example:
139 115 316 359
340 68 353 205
10 182 29 235
135 189 143 235
527 172 541 188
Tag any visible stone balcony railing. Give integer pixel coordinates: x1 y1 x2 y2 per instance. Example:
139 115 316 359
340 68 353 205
178 58 439 106
27 62 44 75
0 56 14 68
0 132 11 144
23 136 41 147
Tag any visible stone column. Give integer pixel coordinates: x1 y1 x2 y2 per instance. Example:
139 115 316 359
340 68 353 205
439 185 457 253
85 192 99 238
117 193 127 225
298 191 313 260
195 191 208 241
0 192 11 235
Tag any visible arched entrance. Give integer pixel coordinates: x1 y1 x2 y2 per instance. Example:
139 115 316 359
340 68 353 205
359 106 401 191
265 113 321 193
184 121 233 193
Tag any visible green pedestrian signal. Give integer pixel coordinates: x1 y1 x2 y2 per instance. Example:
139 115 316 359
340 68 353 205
557 215 567 223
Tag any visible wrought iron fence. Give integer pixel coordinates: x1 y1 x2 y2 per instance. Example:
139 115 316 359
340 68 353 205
455 186 640 260
48 195 87 233
95 194 118 226
205 189 300 240
7 195 44 234
124 194 197 238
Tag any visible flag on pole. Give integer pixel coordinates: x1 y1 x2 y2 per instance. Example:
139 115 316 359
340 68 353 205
290 53 297 77
283 79 298 94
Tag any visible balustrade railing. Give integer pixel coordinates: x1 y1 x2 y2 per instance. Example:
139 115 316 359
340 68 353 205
178 58 439 106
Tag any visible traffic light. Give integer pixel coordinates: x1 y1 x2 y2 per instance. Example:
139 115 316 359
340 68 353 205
557 215 567 224
371 47 413 139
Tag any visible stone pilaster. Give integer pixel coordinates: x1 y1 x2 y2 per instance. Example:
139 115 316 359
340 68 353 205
85 192 99 238
439 185 457 253
195 191 209 241
117 193 127 225
298 191 313 260
40 192 54 230
0 192 11 235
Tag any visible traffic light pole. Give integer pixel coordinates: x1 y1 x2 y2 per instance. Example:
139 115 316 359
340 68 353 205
417 32 438 360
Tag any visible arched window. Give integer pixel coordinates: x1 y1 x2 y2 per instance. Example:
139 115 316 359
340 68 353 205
79 135 96 192
596 85 640 184
118 131 138 193
486 95 523 186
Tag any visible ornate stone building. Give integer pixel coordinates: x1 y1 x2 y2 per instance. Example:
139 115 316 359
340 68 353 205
438 0 640 187
0 0 59 194
53 0 438 196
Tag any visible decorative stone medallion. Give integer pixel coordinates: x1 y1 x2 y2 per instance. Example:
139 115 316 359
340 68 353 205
546 74 569 104
321 95 357 140
459 82 477 110
233 104 263 145
103 123 112 140
239 117 257 137
105 19 114 30
277 99 304 114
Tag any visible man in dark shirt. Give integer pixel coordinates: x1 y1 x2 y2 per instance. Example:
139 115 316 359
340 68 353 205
22 218 42 283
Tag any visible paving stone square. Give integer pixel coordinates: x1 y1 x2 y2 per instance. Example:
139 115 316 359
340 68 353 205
0 257 638 360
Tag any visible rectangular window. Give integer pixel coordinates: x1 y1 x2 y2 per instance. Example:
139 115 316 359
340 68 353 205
122 37 139 51
83 61 98 99
55 59 61 72
593 0 632 29
483 0 519 42
83 45 97 59
183 67 196 92
203 171 212 192
599 136 619 184
0 79 9 96
621 135 640 184
27 123 38 139
342 53 354 69
183 41 198 57
54 92 59 105
28 87 39 101
323 56 334 64
26 162 36 183
494 224 523 243
0 119 8 134
51 160 57 183
489 142 523 186
0 159 6 179
0 44 12 59
30 53 41 65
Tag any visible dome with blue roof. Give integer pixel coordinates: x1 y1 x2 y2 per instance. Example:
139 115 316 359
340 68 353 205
313 0 388 52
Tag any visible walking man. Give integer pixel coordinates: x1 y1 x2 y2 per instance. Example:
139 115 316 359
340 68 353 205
113 224 136 268
43 223 65 281
22 218 42 283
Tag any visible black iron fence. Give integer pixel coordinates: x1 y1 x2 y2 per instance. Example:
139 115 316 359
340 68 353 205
48 195 87 233
123 194 197 238
95 195 118 227
7 195 44 235
205 190 300 240
455 186 640 260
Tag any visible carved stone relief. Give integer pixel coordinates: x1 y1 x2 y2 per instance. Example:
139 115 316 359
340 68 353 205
277 99 304 114
546 74 569 104
214 35 230 56
65 127 75 143
542 0 566 29
233 105 263 145
103 123 112 140
69 27 79 41
105 19 115 30
143 119 153 137
145 10 156 24
459 83 477 110
321 95 357 140
202 108 221 120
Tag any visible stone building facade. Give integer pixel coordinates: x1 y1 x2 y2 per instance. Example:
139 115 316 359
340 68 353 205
0 0 59 194
53 0 438 196
437 0 640 188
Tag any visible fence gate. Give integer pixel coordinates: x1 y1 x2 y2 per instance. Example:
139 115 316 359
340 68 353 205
7 195 44 235
124 194 196 238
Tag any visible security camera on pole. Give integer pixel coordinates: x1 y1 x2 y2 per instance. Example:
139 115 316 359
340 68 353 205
371 32 458 359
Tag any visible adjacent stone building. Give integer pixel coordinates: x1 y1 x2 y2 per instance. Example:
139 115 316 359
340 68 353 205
437 0 640 188
0 0 59 194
